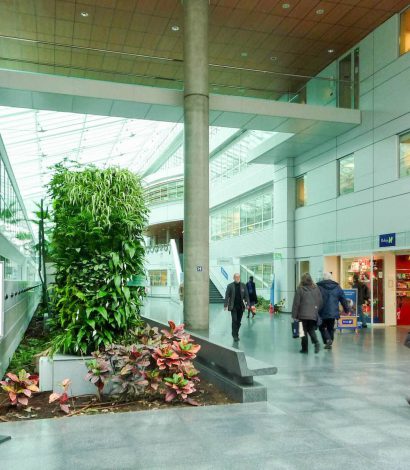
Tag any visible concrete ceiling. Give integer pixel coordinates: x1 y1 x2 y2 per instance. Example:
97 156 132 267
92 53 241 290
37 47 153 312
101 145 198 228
0 0 407 99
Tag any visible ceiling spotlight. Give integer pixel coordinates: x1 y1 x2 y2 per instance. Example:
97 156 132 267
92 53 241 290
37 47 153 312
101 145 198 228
80 11 89 17
270 56 278 61
241 51 248 57
171 25 180 32
316 8 325 15
282 3 291 9
328 48 335 53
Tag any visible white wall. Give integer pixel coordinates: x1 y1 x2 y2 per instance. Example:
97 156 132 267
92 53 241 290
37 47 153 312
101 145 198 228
291 13 410 324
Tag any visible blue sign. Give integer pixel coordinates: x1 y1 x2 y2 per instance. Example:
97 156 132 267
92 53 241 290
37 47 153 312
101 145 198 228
379 233 396 247
340 289 358 316
220 267 228 280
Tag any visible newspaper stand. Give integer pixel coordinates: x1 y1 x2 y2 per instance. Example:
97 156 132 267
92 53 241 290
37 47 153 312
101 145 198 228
337 288 361 334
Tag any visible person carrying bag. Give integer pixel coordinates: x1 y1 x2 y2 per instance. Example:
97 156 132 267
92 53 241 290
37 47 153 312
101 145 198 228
291 273 323 354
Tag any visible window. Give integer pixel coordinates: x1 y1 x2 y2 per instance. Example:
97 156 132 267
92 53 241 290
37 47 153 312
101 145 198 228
400 7 410 56
399 132 410 178
296 175 306 208
240 263 273 289
210 187 273 241
339 154 355 195
148 270 167 286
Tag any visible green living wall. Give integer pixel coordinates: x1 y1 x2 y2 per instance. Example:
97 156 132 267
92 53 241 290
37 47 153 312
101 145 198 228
49 164 148 355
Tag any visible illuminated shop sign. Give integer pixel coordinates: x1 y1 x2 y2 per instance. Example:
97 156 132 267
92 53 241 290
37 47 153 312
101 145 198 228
379 233 396 247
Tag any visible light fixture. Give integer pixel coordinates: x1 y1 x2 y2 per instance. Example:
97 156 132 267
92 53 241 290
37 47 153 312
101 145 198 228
171 25 180 32
80 11 89 17
282 3 291 9
328 48 335 53
270 56 278 61
316 8 324 15
241 51 248 57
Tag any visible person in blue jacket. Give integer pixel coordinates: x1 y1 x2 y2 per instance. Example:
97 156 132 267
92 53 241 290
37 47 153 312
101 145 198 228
317 272 350 350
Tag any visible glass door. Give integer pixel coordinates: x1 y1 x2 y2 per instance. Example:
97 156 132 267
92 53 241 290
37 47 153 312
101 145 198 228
341 255 385 325
296 260 310 285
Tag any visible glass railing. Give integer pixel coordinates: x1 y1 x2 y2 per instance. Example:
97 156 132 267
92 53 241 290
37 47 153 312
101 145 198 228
0 35 353 109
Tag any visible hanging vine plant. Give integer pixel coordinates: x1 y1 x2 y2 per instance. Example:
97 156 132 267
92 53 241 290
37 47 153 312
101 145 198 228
48 163 148 355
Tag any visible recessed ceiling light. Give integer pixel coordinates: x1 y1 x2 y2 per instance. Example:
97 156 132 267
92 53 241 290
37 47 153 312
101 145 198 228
270 56 278 61
80 11 89 17
282 3 291 9
171 25 180 32
241 51 248 57
316 8 325 15
328 48 335 53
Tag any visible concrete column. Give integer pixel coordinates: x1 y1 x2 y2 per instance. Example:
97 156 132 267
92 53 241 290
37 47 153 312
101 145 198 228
272 158 296 312
183 0 209 331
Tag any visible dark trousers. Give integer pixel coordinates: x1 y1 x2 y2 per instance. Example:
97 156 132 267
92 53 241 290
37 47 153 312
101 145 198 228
231 307 244 338
319 318 336 344
301 320 319 352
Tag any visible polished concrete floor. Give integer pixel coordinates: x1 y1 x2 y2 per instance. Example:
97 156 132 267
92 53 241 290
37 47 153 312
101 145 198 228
1 299 410 469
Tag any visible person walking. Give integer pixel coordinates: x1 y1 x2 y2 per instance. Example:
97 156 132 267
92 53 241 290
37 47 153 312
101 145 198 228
292 273 323 354
224 273 250 341
352 273 370 328
317 272 350 350
246 276 257 318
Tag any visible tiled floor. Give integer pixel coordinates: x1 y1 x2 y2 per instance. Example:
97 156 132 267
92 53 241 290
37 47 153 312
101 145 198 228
1 300 410 469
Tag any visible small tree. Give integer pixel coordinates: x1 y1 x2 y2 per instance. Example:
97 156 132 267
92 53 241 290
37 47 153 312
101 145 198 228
48 164 148 355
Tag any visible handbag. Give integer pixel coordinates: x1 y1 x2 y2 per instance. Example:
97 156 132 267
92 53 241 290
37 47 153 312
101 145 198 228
291 320 299 338
405 332 410 349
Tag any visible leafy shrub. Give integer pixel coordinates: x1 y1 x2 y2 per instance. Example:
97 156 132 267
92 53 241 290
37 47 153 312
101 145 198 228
48 164 148 355
0 370 39 407
49 378 72 414
85 321 201 405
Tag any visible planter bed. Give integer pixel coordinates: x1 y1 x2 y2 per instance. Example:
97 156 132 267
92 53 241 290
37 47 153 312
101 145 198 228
0 379 234 422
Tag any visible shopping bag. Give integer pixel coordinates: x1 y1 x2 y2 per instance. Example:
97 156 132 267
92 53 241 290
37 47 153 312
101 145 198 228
291 320 299 338
404 332 410 349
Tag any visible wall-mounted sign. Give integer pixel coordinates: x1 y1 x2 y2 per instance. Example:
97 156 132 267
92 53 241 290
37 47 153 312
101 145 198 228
220 267 228 280
379 233 396 247
272 253 282 260
196 266 203 272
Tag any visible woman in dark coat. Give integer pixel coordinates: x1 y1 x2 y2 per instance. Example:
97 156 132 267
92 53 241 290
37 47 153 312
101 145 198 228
292 273 323 354
246 276 257 318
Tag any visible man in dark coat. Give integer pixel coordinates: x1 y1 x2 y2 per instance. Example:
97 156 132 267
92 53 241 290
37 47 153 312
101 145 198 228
246 276 257 318
352 273 370 328
317 272 350 349
224 273 250 341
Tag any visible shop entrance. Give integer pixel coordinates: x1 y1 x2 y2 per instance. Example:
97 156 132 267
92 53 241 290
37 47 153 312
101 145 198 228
396 255 410 325
341 256 385 324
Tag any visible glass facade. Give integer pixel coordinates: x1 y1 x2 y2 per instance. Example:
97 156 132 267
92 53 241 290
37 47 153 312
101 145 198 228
400 7 410 56
399 131 410 178
145 179 184 206
296 175 306 208
339 154 355 195
210 187 273 241
210 131 274 184
148 270 168 286
0 156 35 260
240 263 273 289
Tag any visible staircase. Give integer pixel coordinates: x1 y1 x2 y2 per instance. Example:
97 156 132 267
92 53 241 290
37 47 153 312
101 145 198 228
209 279 224 304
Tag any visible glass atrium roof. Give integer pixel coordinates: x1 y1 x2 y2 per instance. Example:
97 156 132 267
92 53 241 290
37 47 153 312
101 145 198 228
0 105 276 222
0 105 183 216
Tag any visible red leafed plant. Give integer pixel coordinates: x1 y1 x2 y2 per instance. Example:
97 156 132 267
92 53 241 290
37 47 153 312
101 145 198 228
87 321 201 405
0 369 39 407
164 373 197 403
49 378 72 414
85 353 111 401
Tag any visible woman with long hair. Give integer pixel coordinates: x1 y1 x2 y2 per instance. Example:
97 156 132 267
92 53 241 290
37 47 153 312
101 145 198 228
292 273 323 354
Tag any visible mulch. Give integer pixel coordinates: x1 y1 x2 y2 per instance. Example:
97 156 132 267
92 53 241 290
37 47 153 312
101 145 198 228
0 379 234 422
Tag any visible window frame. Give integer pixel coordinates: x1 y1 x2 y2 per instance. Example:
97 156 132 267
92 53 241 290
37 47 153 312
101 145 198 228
295 174 306 208
399 130 410 179
338 154 355 196
399 5 410 57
